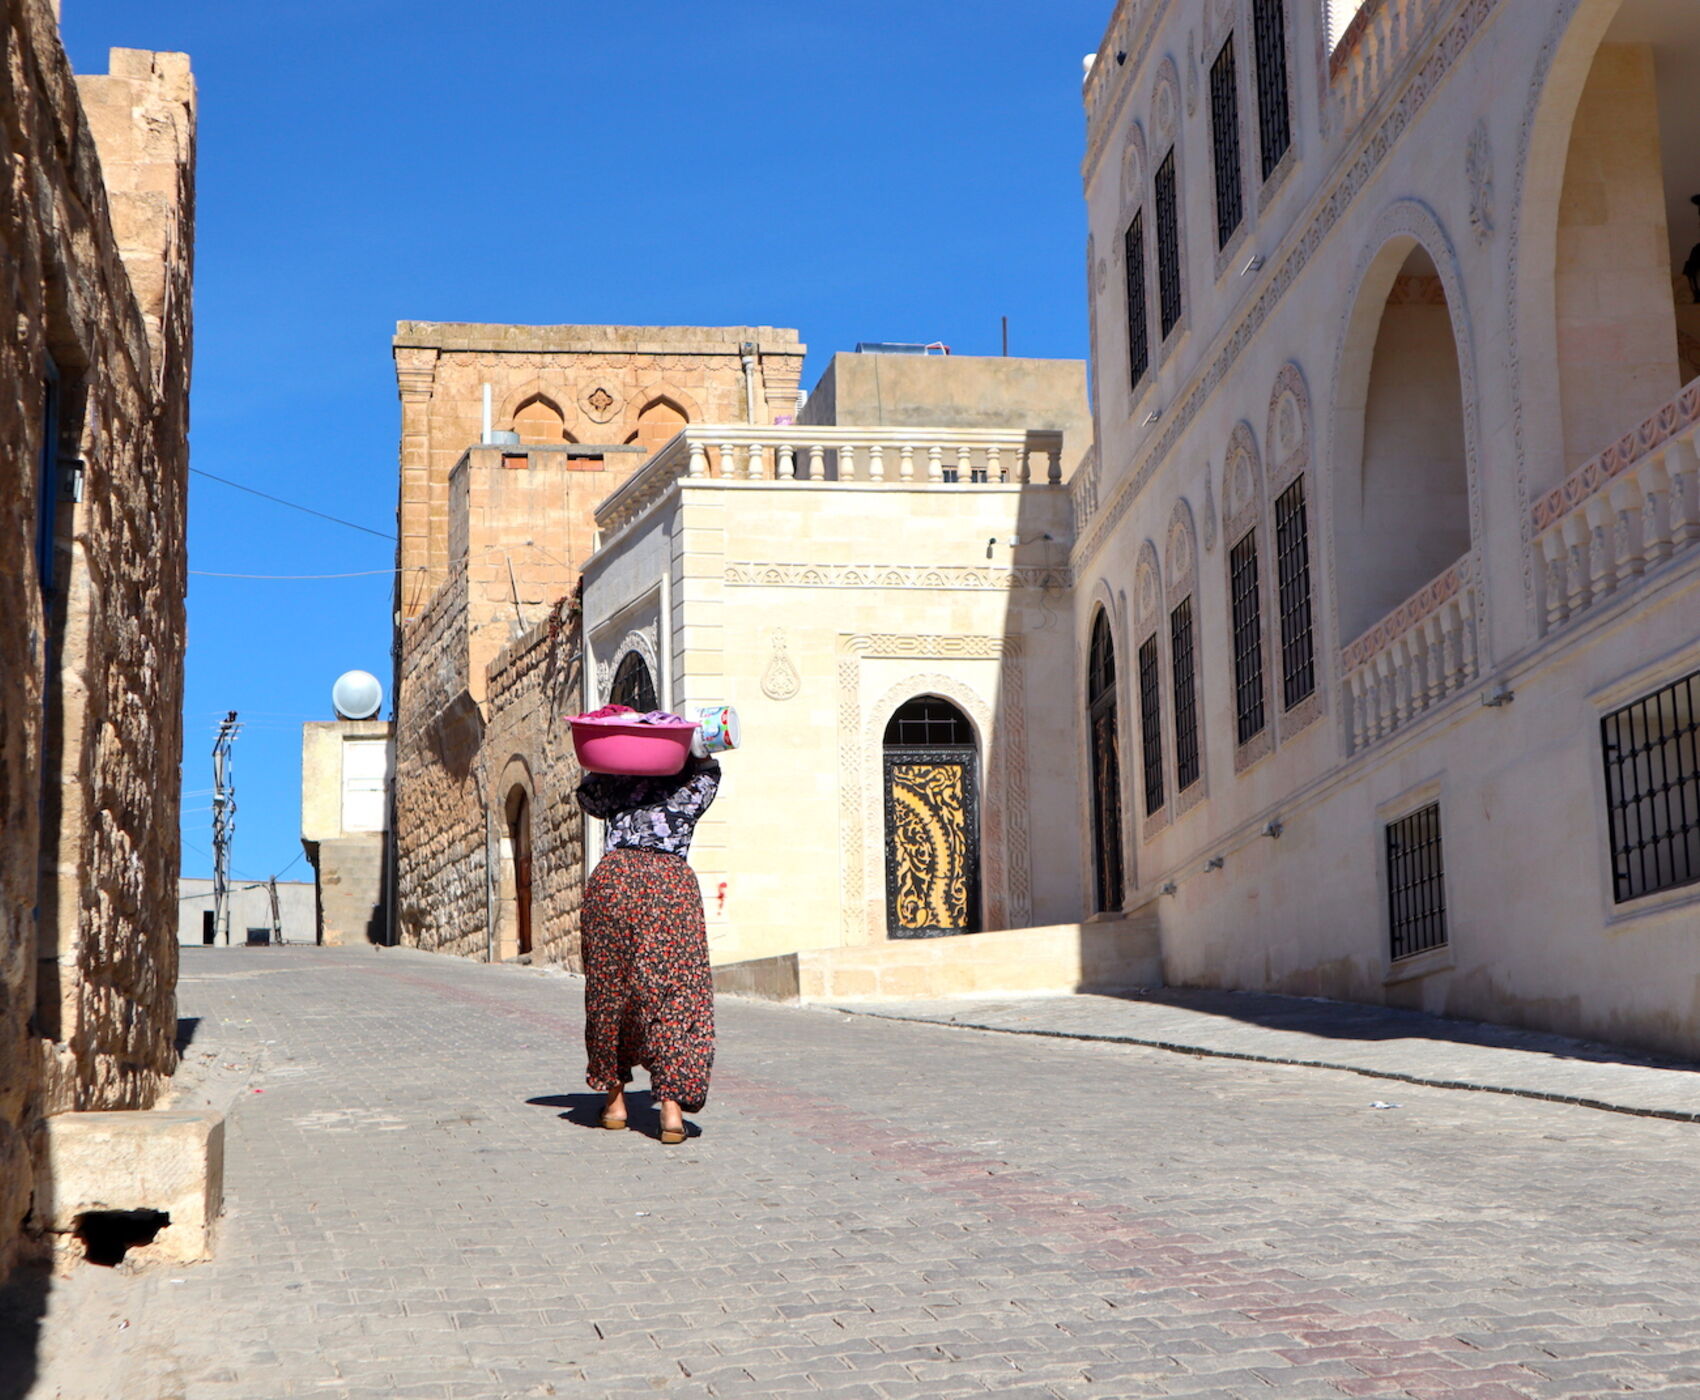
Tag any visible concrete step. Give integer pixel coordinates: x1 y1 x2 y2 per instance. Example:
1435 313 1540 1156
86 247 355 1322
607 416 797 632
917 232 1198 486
714 916 1162 1004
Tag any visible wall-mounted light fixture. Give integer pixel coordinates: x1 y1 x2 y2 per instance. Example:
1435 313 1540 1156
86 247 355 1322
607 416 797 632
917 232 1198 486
1203 855 1225 872
1142 408 1162 426
1481 681 1515 708
1241 254 1265 276
1262 817 1284 839
1159 881 1178 896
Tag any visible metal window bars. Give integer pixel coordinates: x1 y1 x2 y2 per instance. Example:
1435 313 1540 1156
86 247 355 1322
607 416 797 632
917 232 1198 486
1252 0 1292 180
1209 38 1244 250
1601 670 1700 904
1170 597 1201 791
1125 212 1150 388
1138 634 1166 816
1274 479 1315 711
1229 530 1267 745
1154 151 1183 338
1386 803 1447 960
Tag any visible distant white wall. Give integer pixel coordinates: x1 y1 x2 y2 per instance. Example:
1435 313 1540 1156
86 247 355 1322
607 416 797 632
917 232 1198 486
178 878 316 946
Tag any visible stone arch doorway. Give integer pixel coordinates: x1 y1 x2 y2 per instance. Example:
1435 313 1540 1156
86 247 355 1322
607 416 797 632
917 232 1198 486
882 696 980 939
1333 238 1474 644
504 785 533 958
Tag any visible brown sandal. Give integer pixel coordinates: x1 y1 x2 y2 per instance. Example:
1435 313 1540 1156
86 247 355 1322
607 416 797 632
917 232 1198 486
601 1115 628 1130
659 1125 686 1144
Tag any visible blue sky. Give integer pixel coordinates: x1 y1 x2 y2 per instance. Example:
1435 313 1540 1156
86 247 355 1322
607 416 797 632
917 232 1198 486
62 1 1108 884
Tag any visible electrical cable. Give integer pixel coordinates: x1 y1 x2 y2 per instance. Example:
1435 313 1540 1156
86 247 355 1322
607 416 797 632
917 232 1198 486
189 467 396 541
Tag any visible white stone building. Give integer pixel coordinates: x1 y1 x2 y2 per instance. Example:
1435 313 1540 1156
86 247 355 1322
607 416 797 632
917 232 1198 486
1074 0 1700 1056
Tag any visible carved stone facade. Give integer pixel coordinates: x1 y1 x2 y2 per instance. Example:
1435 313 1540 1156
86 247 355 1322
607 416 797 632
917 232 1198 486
1079 0 1700 1057
0 7 195 1271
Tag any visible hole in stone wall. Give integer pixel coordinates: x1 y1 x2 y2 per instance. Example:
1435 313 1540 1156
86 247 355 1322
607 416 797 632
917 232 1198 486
73 1210 170 1266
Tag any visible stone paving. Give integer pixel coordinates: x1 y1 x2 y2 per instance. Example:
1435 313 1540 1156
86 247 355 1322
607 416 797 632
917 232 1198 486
834 988 1700 1122
11 944 1700 1399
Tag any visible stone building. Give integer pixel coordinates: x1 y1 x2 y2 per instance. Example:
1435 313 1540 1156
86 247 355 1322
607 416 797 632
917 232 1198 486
391 325 800 963
300 720 392 945
578 351 1164 995
0 2 195 1271
1074 0 1700 1055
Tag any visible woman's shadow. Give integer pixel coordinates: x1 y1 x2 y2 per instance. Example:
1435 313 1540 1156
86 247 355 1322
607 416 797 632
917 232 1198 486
526 1089 696 1138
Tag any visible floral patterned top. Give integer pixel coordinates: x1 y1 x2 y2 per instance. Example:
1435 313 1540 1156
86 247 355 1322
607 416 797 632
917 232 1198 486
576 758 721 858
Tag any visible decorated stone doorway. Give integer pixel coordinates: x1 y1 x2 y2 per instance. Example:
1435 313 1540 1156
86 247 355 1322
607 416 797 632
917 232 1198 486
882 697 980 939
508 790 533 957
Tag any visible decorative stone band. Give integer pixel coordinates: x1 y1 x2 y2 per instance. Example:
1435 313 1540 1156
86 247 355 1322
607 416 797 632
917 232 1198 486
1531 379 1700 637
594 424 1065 541
724 563 1073 592
1341 552 1478 755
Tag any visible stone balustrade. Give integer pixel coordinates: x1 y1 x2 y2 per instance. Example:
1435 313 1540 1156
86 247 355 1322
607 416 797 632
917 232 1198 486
595 425 1063 538
1531 380 1700 638
1325 0 1448 137
1342 553 1479 754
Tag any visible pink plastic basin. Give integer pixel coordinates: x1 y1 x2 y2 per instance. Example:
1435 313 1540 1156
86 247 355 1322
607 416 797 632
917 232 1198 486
569 716 698 776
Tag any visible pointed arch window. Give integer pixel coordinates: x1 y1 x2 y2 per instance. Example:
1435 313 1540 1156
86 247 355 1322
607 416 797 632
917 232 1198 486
1137 633 1166 815
609 652 658 712
1252 0 1291 179
1154 151 1183 337
1209 38 1244 249
1125 212 1150 388
1170 597 1201 791
1230 530 1268 744
1087 612 1125 912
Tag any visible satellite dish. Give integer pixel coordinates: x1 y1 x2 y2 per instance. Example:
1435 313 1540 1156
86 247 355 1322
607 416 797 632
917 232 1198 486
331 670 383 721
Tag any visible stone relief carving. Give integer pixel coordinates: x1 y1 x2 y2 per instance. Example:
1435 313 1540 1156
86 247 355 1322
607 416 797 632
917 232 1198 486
1201 465 1218 553
1134 540 1162 629
1152 57 1180 149
724 562 1071 592
1164 498 1197 607
1266 361 1312 492
1119 120 1149 214
1185 30 1199 118
760 629 800 701
1467 118 1494 244
1076 0 1507 573
581 385 620 424
1223 420 1263 540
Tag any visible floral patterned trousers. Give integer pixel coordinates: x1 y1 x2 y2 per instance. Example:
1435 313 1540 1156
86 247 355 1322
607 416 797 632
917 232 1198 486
581 847 715 1113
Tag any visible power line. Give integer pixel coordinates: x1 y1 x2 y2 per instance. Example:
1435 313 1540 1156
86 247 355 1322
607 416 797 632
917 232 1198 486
190 568 399 580
190 467 396 541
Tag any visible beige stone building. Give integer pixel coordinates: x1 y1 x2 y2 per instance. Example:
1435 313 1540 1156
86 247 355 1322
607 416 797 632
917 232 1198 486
0 2 195 1271
300 720 392 945
1074 0 1700 1056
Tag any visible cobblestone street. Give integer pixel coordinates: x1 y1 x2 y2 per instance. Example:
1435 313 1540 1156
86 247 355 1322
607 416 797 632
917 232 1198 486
17 946 1700 1399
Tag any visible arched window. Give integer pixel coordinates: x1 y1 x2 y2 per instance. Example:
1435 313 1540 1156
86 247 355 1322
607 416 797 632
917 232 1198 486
625 397 689 454
609 652 657 712
1335 242 1472 643
883 697 979 938
512 394 570 446
1087 612 1125 913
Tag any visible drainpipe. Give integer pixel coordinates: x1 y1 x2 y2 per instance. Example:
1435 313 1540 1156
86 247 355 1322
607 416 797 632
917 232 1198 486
740 342 758 425
660 551 675 713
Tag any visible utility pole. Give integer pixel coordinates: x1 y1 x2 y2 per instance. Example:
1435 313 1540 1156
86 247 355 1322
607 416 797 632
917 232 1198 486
210 711 240 946
268 876 282 946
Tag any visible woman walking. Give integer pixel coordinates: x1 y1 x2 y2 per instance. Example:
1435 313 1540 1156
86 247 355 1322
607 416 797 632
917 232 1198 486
575 752 720 1143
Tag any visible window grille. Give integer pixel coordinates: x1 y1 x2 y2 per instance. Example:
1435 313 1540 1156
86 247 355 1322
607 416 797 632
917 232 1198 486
609 652 658 712
1125 213 1150 388
1252 0 1292 180
1229 530 1267 745
1601 671 1700 903
1087 613 1125 911
1274 479 1315 710
1386 803 1447 959
1170 597 1201 791
885 696 975 748
1137 634 1165 816
1209 39 1244 250
1154 151 1183 338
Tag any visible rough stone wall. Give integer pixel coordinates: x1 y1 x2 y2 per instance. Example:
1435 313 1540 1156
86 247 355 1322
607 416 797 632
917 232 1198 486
483 598 586 970
0 5 195 1272
393 564 488 959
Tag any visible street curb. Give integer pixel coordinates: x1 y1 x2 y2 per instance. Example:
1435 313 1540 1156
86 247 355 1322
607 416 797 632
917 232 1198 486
830 1006 1700 1125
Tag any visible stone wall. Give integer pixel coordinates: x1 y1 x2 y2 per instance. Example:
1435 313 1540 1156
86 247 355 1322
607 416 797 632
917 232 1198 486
483 598 586 969
393 564 487 959
0 4 195 1272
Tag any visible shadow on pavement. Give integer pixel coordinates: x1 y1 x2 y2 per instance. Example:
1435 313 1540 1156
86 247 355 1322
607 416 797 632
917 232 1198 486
0 1263 49 1400
1104 987 1700 1073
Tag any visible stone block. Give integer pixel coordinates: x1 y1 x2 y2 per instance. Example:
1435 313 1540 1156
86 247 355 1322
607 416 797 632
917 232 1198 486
36 1110 225 1263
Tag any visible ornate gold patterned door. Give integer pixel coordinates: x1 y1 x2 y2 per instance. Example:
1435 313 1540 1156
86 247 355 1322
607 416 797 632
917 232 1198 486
883 748 980 939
